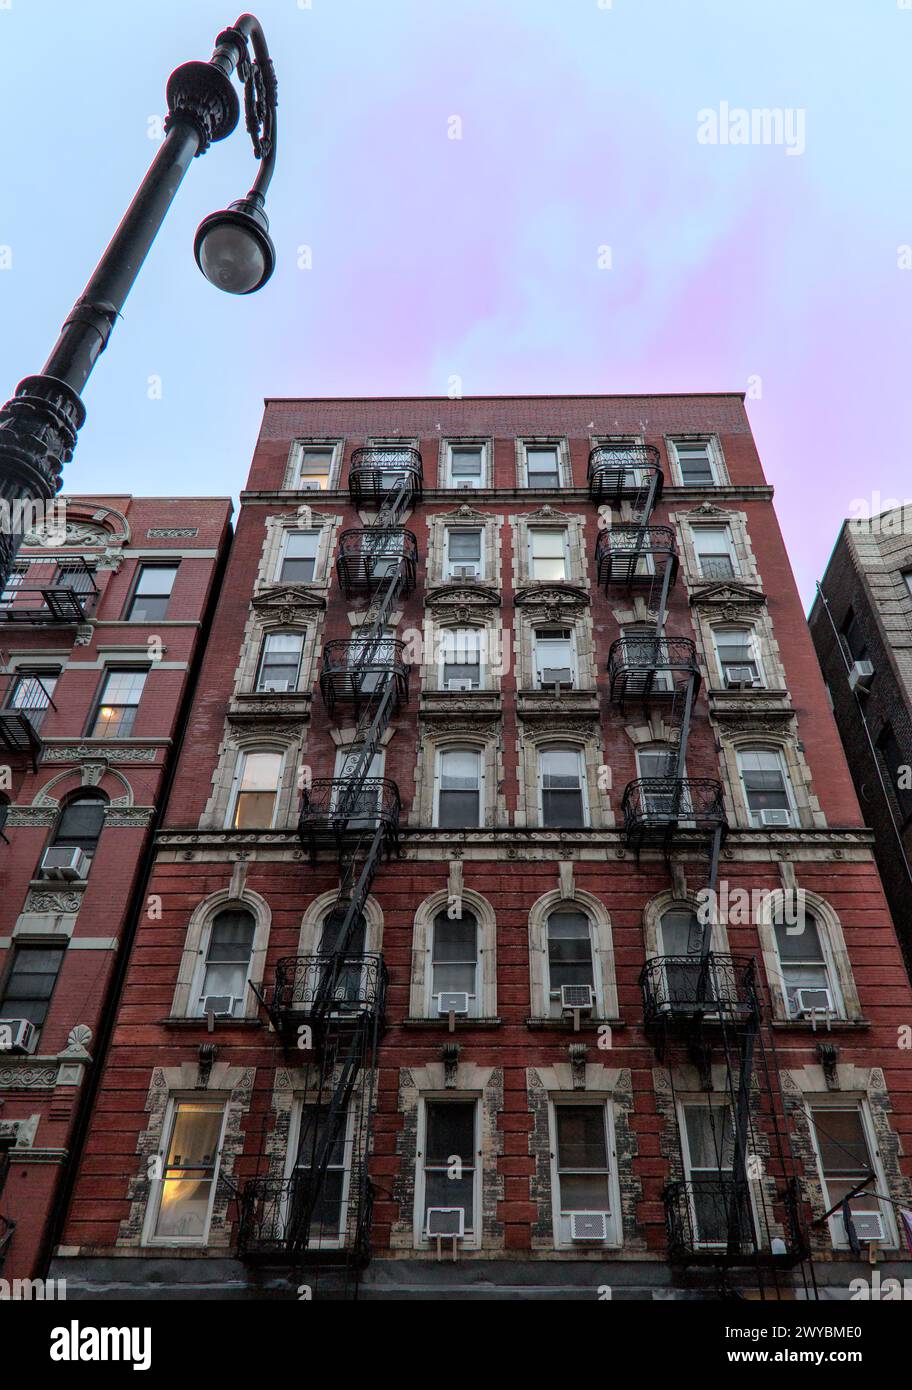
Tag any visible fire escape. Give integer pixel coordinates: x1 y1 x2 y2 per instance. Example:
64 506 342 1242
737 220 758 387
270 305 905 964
239 447 421 1282
591 443 810 1293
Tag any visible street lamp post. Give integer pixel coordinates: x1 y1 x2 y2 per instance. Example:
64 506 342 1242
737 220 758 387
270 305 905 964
0 13 277 587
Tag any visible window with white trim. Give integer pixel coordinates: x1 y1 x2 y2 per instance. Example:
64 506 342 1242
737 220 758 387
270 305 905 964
528 528 569 581
679 1101 738 1248
621 626 671 692
229 749 283 828
692 526 737 581
256 632 305 692
551 1101 619 1245
772 907 841 1018
524 445 561 489
418 1099 477 1242
636 744 686 818
429 909 479 1017
808 1101 893 1249
713 626 764 688
434 747 483 828
539 745 587 826
288 1104 351 1245
534 628 576 689
146 1100 226 1244
439 627 483 691
446 444 485 490
296 446 335 492
546 906 596 1014
332 745 384 826
444 527 483 580
91 667 148 739
670 438 719 486
737 747 795 827
193 907 256 1017
278 531 320 583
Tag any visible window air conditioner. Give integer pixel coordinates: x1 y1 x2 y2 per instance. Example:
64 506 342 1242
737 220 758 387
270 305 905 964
726 667 759 688
452 564 478 579
560 984 595 1013
794 987 834 1017
759 809 791 827
437 992 470 1017
457 482 476 490
569 1211 609 1242
0 1017 37 1055
850 1211 886 1243
40 846 89 881
301 480 324 491
447 678 475 692
848 659 875 694
426 1208 465 1239
202 996 237 1018
261 679 291 693
541 668 573 688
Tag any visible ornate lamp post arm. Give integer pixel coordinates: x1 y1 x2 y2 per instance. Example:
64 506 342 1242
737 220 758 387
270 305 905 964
0 13 277 583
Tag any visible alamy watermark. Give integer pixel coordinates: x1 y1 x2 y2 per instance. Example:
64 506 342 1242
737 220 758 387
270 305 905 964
697 102 806 157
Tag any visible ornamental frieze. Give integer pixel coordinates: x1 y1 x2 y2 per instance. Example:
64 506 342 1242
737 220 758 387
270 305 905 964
5 807 57 827
23 888 84 913
40 745 160 763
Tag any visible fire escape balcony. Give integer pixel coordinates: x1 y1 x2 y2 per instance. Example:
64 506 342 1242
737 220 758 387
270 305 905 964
271 952 388 1032
336 528 418 598
640 954 759 1031
348 446 423 508
587 444 663 507
0 560 98 624
621 777 727 861
298 777 402 861
237 1173 375 1267
319 638 410 714
664 1176 808 1267
607 636 700 712
0 674 57 770
595 525 677 589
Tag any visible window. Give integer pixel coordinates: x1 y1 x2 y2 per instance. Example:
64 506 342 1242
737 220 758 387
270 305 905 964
552 1104 615 1244
621 626 671 692
230 750 283 828
127 564 178 621
296 446 335 491
430 909 478 1016
332 745 384 826
529 529 568 581
808 1103 890 1248
692 527 737 580
420 1100 477 1240
319 907 367 1003
737 747 795 827
440 628 482 691
840 606 867 662
289 1106 350 1243
51 793 107 863
713 627 763 688
195 908 256 1016
773 908 839 1018
0 945 65 1029
279 532 320 583
147 1100 225 1243
657 905 707 1007
672 438 718 486
611 526 654 577
904 572 912 600
524 445 561 488
876 724 912 823
680 1102 739 1247
256 632 304 693
546 907 595 1009
91 668 147 739
435 748 482 827
444 528 483 580
0 564 26 606
636 745 684 818
7 669 57 730
539 746 586 826
534 628 576 689
447 444 485 489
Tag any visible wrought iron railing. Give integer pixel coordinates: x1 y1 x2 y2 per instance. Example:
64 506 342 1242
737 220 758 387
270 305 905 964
336 527 418 596
0 559 98 623
640 954 759 1027
587 444 663 505
622 777 726 831
237 1174 375 1265
348 447 423 507
607 636 699 704
320 638 409 710
298 777 402 856
595 525 677 587
664 1178 755 1261
272 952 388 1018
0 673 58 767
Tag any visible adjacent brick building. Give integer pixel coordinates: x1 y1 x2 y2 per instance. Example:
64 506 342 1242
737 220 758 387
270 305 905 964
0 495 231 1281
50 400 912 1300
809 510 912 976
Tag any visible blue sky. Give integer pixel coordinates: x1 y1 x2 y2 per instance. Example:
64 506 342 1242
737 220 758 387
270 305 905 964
2 0 911 604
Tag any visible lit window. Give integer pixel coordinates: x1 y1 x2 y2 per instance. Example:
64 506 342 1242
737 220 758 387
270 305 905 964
692 527 737 580
445 528 483 580
525 446 561 488
435 748 482 827
196 908 256 1016
534 629 575 688
448 445 484 489
421 1100 476 1239
279 532 320 583
297 446 334 491
91 668 147 739
737 747 794 826
128 565 178 621
256 632 304 692
231 750 283 828
529 529 568 582
540 746 586 826
430 909 478 1016
149 1101 225 1243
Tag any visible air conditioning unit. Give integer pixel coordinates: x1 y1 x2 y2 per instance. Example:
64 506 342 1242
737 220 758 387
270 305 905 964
561 984 595 1013
437 992 470 1017
452 565 478 579
848 659 875 694
759 809 791 827
726 668 759 688
541 668 573 688
0 1017 37 1055
261 679 291 693
569 1211 609 1242
850 1210 886 1243
301 480 324 491
40 846 89 881
447 678 475 692
201 996 237 1019
457 482 476 491
795 987 834 1017
426 1207 465 1239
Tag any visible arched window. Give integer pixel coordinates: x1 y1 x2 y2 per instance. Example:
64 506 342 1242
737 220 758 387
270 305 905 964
546 905 597 1014
656 904 706 1008
539 746 587 827
429 908 479 1017
228 749 283 828
195 907 256 1016
318 907 367 1004
46 792 108 873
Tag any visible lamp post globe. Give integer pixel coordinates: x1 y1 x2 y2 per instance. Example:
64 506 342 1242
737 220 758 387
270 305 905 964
194 196 276 295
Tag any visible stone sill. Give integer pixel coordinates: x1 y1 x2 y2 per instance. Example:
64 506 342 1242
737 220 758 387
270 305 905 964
526 1017 626 1032
770 1018 871 1033
401 1017 502 1030
160 1017 263 1031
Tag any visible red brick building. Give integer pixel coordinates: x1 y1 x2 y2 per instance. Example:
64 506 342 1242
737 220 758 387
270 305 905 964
0 495 231 1281
52 400 912 1300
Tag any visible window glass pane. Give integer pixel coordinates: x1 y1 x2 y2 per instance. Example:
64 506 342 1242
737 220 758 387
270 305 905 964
281 533 319 581
660 908 703 955
155 1102 223 1240
676 442 715 483
812 1108 872 1177
55 797 106 850
450 447 483 483
526 447 560 483
547 910 594 988
93 670 147 738
447 530 482 562
1 946 65 1027
425 1102 474 1165
557 1106 607 1168
774 912 824 963
530 529 567 579
433 913 477 961
684 1106 734 1171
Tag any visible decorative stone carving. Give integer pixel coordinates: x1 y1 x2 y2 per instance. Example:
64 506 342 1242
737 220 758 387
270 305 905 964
22 519 111 547
5 807 57 827
60 1025 93 1060
0 1063 58 1089
23 889 84 914
688 581 767 611
41 745 159 763
514 583 590 611
251 584 327 614
147 528 199 538
103 807 156 828
424 583 501 611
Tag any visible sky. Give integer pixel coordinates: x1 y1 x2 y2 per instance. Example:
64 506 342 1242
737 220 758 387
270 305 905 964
1 0 911 607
